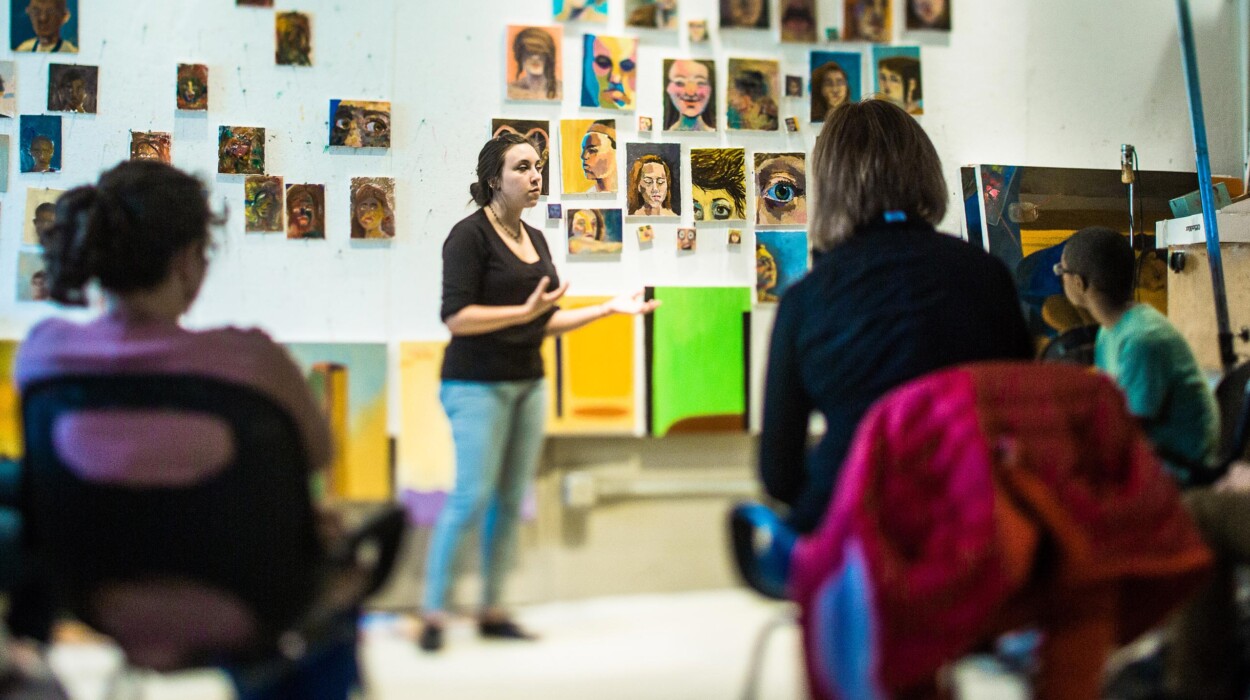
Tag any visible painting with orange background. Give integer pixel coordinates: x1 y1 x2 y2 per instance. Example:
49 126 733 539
506 25 562 102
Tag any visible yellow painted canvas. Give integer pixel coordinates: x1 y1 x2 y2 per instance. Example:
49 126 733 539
560 118 618 195
546 296 636 434
0 342 19 458
397 342 455 494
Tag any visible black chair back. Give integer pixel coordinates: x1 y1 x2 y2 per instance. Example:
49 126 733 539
1215 361 1250 465
1038 324 1098 365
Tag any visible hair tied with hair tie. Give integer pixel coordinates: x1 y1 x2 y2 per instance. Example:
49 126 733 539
883 210 907 223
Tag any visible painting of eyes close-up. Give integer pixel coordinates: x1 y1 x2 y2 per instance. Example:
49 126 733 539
506 25 563 102
330 100 390 148
218 126 265 175
350 176 396 240
754 153 806 226
690 147 746 223
662 58 716 132
130 131 171 164
493 118 550 196
176 63 208 111
286 183 326 240
581 34 637 111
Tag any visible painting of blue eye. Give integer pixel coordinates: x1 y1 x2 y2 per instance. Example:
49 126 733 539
754 153 808 225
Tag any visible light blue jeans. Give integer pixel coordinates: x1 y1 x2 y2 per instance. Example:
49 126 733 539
421 378 546 613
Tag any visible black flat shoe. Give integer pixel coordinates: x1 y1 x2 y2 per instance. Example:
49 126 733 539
478 619 538 641
417 623 444 652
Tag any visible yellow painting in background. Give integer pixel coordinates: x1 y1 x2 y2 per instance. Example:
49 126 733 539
397 342 455 494
0 342 19 458
545 296 636 434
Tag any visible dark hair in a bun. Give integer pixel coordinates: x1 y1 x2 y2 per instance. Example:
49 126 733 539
43 160 215 305
470 132 532 207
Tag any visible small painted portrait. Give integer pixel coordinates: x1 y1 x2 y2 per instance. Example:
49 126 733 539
286 183 325 239
676 226 696 251
825 26 839 40
244 175 283 233
130 131 171 163
493 119 551 195
581 34 638 110
726 59 779 131
350 177 396 239
755 231 808 302
687 19 708 42
626 142 680 217
754 152 807 225
690 148 746 223
780 0 817 42
176 64 208 111
784 116 799 133
638 115 653 132
47 63 96 113
727 229 742 245
567 208 623 255
19 115 60 173
275 11 312 66
218 126 265 175
636 224 653 243
0 62 17 117
874 46 923 115
23 187 63 245
330 100 390 148
11 0 76 53
844 0 891 43
627 0 678 29
560 118 617 194
506 26 563 102
17 251 48 301
810 51 861 122
237 0 273 5
547 203 563 219
906 0 949 31
663 59 716 132
784 75 803 98
554 0 608 23
719 0 767 28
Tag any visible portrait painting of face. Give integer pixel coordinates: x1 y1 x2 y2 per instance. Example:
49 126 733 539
554 0 608 23
784 116 799 133
873 45 923 115
0 62 16 117
23 187 64 245
493 119 551 196
844 0 891 43
687 20 708 42
727 229 742 245
755 231 808 303
350 177 396 239
19 115 60 173
176 63 208 111
676 227 696 251
130 131 171 164
329 100 390 148
690 148 746 223
636 224 653 243
218 126 265 175
719 0 767 28
626 142 681 217
244 175 283 233
726 59 780 132
638 116 653 132
754 153 806 225
275 11 312 66
810 51 861 122
547 203 562 219
626 0 678 29
17 251 48 302
784 75 802 98
286 183 325 239
581 34 638 110
11 0 77 53
779 0 817 42
46 63 96 113
560 118 618 195
567 208 623 255
906 0 949 31
662 59 716 132
505 25 563 102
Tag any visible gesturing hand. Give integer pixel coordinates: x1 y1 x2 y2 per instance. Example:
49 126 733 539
524 276 569 319
604 288 661 316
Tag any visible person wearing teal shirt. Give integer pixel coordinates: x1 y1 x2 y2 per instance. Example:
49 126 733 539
1057 226 1219 484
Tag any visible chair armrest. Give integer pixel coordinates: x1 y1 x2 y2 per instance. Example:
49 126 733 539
325 505 406 599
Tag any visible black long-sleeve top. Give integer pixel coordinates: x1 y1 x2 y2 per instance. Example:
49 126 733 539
759 221 1033 533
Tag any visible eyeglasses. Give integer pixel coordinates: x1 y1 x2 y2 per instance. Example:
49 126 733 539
1052 262 1073 277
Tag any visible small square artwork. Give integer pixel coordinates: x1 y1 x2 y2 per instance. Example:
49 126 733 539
237 0 273 5
780 0 817 42
719 0 768 28
567 208 623 255
844 0 891 43
690 148 746 222
11 0 77 53
638 115 652 132
329 100 390 148
47 64 96 113
873 45 923 115
626 142 680 216
176 64 208 111
276 11 312 66
755 152 807 225
130 131 171 163
636 224 653 243
23 187 64 246
0 136 9 192
581 34 638 110
19 115 60 173
560 118 618 194
627 0 678 29
825 26 839 40
728 229 742 245
687 19 709 42
286 183 325 239
217 126 265 175
756 231 809 302
244 175 283 233
505 26 563 102
350 177 395 239
555 0 607 22
784 117 799 132
493 119 551 195
784 75 803 98
726 58 780 131
811 51 861 122
906 0 950 31
676 226 696 251
547 203 563 219
0 61 16 117
16 251 47 302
